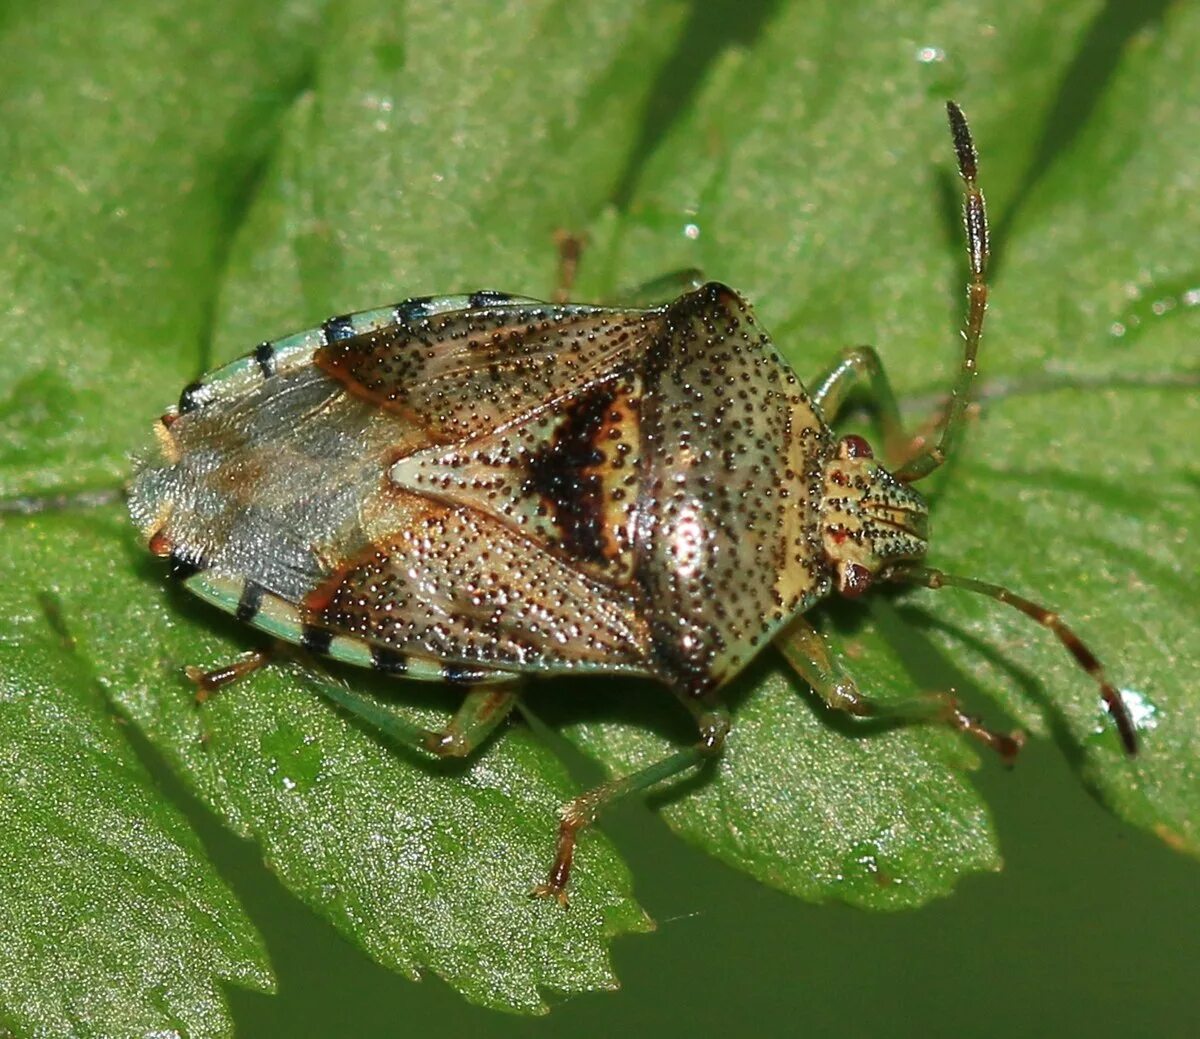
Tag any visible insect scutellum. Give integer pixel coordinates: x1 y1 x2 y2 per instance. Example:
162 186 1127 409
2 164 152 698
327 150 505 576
129 102 1138 905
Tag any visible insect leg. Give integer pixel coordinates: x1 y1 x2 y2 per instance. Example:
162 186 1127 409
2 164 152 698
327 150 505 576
809 345 910 465
423 686 521 758
533 700 730 907
552 229 585 303
550 226 704 306
776 614 1023 761
186 649 274 703
305 673 520 759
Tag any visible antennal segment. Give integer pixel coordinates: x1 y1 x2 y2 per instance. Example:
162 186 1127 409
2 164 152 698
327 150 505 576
896 101 990 482
891 565 1139 755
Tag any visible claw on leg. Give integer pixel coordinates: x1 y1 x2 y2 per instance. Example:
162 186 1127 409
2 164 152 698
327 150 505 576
778 615 1024 761
531 817 579 907
934 693 1025 764
186 649 273 703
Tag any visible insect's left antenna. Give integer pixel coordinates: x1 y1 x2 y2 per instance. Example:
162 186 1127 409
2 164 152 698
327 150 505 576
890 565 1139 756
896 100 990 482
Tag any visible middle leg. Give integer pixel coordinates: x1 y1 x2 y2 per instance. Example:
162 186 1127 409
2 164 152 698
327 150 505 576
297 667 521 759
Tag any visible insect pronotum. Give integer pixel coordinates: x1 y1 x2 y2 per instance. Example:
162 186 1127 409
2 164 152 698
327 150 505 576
128 103 1138 904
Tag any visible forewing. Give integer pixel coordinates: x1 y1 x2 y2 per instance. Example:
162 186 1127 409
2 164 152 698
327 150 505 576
305 491 653 675
314 296 664 443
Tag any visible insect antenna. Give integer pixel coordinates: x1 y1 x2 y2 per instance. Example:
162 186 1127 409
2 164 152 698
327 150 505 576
889 564 1139 756
896 100 990 483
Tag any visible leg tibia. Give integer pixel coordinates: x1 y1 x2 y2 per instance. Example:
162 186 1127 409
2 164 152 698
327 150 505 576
533 703 730 906
186 649 273 703
808 346 909 466
421 687 520 758
306 675 519 760
776 615 1022 762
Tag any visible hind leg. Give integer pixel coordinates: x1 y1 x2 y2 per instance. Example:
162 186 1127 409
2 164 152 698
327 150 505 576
533 698 730 906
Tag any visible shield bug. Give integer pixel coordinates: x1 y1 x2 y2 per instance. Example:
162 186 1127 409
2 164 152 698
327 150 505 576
128 102 1138 904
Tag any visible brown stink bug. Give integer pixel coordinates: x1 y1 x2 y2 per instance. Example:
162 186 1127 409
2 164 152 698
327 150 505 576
127 102 1138 904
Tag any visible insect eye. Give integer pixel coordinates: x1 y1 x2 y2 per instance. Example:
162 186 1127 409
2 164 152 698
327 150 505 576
838 434 873 460
837 561 873 598
147 531 174 557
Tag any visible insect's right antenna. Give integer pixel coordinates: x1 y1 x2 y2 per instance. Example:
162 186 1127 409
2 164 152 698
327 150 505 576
896 101 990 482
890 565 1139 756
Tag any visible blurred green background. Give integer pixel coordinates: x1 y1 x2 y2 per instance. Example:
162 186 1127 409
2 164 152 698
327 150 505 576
1 0 1197 1035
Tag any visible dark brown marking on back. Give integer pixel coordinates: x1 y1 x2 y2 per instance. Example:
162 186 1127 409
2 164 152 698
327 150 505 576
523 385 615 566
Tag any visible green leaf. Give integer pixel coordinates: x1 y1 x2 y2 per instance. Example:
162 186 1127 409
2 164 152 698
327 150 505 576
1 0 1197 1029
9 511 651 1015
930 0 1200 856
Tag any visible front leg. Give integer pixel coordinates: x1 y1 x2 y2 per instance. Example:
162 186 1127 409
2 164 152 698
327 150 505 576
809 345 912 468
776 614 1023 762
